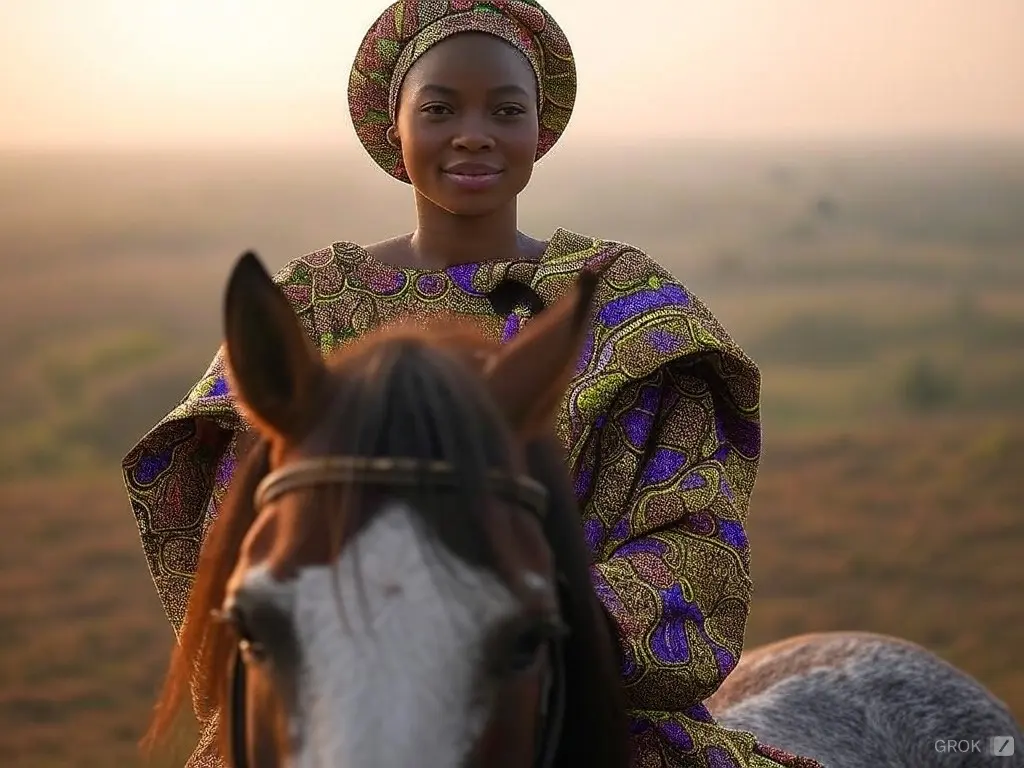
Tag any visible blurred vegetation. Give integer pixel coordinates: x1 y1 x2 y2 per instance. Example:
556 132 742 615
1 142 1022 477
900 357 958 412
0 141 1022 765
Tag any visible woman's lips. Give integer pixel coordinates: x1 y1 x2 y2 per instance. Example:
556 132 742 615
442 165 504 191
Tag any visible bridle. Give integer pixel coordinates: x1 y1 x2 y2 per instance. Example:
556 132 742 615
223 456 568 768
225 456 567 768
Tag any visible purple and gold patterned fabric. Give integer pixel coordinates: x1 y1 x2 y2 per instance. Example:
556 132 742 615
348 0 576 182
123 229 822 767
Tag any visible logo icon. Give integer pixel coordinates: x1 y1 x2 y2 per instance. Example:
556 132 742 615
990 736 1014 757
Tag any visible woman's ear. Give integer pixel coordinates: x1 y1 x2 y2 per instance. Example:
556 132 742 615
386 125 401 149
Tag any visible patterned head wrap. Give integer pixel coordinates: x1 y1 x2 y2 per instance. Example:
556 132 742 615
348 0 577 183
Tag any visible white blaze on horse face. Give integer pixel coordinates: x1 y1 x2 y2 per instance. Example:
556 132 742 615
272 502 520 767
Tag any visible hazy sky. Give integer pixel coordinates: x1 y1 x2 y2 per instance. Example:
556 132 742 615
2 0 1022 149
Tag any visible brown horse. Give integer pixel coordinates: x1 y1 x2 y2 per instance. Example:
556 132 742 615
144 252 631 767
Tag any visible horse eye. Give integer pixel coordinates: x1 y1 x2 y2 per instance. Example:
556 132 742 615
239 637 269 664
214 606 269 663
507 628 545 674
503 619 566 676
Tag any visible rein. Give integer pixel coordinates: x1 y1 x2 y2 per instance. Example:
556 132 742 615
225 455 567 768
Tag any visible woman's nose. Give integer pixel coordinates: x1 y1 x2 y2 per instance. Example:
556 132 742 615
451 116 495 152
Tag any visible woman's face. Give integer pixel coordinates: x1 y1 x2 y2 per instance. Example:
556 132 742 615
393 33 540 217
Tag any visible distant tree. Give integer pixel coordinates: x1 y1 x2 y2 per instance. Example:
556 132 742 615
814 195 839 219
900 356 957 412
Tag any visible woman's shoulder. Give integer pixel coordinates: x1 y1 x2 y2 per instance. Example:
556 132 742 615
554 229 727 330
553 228 760 399
258 240 387 321
552 229 693 290
270 241 366 284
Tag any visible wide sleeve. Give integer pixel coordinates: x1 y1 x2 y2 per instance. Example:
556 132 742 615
121 247 336 635
576 355 798 768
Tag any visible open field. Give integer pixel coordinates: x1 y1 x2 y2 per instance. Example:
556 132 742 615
3 422 1022 767
1 141 1022 765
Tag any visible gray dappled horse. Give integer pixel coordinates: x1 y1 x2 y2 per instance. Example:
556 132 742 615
147 253 1022 768
709 632 1022 767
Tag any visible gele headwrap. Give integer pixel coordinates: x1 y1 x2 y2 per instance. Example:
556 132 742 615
348 0 577 182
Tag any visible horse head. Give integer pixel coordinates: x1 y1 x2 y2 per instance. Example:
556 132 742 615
146 252 630 768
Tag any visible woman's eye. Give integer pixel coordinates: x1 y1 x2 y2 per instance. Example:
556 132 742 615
495 105 526 117
420 103 451 115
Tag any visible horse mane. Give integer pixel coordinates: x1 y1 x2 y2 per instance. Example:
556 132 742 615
525 436 633 768
145 321 630 766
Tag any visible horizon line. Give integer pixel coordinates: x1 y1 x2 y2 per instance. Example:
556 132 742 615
3 133 1024 157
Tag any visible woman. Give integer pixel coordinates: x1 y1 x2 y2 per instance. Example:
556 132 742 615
123 2 821 767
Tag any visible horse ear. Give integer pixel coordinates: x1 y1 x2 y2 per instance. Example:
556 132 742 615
484 266 603 434
223 251 323 439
